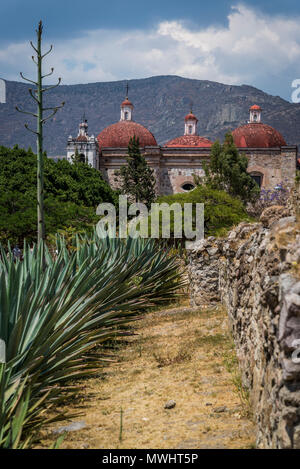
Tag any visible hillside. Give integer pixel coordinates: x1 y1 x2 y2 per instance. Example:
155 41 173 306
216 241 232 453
1 75 300 156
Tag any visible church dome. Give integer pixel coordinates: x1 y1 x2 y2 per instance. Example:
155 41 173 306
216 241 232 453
165 110 212 147
232 123 286 148
232 105 286 148
121 98 133 107
97 121 157 148
165 135 213 147
249 104 261 111
184 112 198 122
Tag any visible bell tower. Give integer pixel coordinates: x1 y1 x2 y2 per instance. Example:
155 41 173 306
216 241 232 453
249 105 262 123
184 109 198 136
66 117 99 169
120 82 134 121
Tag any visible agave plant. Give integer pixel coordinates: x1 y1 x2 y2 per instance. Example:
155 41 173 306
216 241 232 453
0 233 185 448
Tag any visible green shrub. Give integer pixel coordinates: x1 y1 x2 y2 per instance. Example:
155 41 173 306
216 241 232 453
156 185 250 238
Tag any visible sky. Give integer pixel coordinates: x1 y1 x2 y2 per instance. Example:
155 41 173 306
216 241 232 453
1 0 300 100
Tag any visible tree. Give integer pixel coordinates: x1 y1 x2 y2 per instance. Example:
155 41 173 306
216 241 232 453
0 145 117 244
16 21 64 244
117 136 156 208
203 133 259 203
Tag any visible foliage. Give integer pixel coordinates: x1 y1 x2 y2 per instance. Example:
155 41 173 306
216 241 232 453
156 185 250 238
0 233 184 448
247 180 291 218
116 136 156 208
202 133 260 203
71 148 85 163
0 145 117 244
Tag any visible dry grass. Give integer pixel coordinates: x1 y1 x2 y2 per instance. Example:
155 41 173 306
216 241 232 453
34 303 256 449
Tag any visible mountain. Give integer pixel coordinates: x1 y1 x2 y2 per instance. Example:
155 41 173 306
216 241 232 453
1 75 300 156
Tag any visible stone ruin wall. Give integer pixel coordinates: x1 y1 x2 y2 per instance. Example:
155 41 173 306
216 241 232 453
188 211 300 448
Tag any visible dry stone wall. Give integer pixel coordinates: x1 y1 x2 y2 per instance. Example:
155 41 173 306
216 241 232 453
188 217 300 449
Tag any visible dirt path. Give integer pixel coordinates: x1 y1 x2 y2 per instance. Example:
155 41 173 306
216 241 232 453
39 305 256 449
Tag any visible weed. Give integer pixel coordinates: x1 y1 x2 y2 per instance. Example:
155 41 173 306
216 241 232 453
119 408 123 443
195 333 228 348
223 348 252 418
153 345 192 368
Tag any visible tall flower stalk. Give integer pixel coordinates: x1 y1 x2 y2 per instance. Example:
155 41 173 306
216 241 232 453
16 21 64 245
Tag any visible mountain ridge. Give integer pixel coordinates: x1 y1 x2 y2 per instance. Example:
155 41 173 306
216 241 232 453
0 75 299 155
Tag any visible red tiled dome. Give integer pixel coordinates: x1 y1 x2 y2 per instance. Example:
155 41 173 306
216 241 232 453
121 99 133 107
165 135 213 148
97 121 157 148
184 112 198 122
250 104 261 111
232 123 286 148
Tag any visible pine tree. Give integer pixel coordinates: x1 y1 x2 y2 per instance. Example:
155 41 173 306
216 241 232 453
117 136 156 208
203 133 260 203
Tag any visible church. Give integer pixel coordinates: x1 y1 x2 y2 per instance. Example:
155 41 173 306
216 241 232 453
66 92 297 195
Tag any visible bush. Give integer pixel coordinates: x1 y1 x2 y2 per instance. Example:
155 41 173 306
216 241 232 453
156 186 250 239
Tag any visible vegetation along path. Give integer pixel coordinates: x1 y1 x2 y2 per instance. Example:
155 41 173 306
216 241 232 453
39 305 256 449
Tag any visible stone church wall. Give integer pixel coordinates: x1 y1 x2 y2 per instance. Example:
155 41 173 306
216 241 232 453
159 167 205 195
98 146 297 196
188 214 300 448
242 147 296 189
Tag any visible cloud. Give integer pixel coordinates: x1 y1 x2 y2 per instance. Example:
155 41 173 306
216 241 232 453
1 4 300 98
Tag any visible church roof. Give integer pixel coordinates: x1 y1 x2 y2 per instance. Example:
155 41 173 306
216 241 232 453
165 135 213 147
97 121 157 148
121 99 133 107
250 104 261 111
232 123 286 148
76 135 88 142
184 112 198 122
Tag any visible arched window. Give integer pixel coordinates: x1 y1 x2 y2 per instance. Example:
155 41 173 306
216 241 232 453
125 111 129 120
188 125 193 134
181 182 195 192
79 153 86 163
250 172 263 188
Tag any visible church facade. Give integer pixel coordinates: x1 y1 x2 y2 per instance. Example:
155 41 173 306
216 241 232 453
66 96 297 195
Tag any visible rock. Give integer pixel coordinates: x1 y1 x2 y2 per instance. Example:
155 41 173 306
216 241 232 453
164 400 176 409
213 406 227 413
260 206 291 228
188 213 300 448
53 421 87 434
